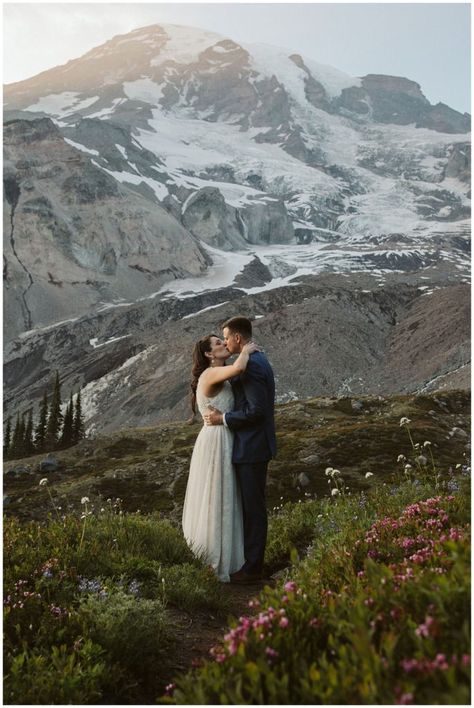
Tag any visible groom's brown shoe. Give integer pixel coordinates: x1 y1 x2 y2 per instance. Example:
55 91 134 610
230 569 263 584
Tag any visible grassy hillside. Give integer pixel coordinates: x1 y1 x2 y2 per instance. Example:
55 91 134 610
3 390 470 704
4 390 470 524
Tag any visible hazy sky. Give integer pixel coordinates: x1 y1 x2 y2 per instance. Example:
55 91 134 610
3 2 471 114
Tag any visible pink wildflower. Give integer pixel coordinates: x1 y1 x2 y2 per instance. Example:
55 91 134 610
279 617 289 628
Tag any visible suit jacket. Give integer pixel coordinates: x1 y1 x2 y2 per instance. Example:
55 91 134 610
225 351 277 464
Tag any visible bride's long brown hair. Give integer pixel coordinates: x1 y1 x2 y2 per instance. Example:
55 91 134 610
190 334 218 414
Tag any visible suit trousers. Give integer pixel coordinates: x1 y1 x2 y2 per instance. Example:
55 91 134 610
235 461 268 574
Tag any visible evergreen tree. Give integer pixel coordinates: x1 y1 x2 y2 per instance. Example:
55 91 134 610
35 391 49 452
60 393 74 448
11 413 23 459
73 389 85 443
45 372 62 450
24 409 35 456
4 415 12 459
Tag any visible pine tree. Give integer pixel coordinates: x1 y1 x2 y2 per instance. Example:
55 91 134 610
60 393 74 448
35 391 49 453
45 372 62 450
4 415 12 459
11 413 22 459
73 389 85 443
24 409 35 456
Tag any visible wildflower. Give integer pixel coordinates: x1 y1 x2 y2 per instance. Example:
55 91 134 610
365 472 374 478
397 454 406 462
284 581 297 592
423 441 431 447
397 693 414 705
331 488 340 497
39 478 48 486
279 617 289 628
265 647 279 660
404 464 412 471
165 683 176 696
399 417 411 426
325 467 333 476
81 497 90 505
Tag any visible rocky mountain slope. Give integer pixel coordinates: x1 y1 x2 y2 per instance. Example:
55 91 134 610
3 23 470 428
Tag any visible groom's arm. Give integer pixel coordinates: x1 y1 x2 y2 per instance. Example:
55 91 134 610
224 359 268 430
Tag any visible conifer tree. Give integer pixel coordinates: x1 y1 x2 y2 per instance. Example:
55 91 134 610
24 409 35 456
35 391 49 453
45 371 62 450
4 415 12 459
73 389 85 443
60 393 74 448
11 413 22 459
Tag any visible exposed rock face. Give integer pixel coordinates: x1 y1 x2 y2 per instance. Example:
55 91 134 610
444 142 471 183
3 117 209 338
181 187 294 250
336 74 470 134
3 274 470 435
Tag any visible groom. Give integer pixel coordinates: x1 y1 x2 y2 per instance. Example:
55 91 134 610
204 316 276 582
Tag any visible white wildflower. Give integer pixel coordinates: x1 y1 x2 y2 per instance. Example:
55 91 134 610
365 472 374 479
397 454 406 463
404 464 413 471
423 441 432 447
81 497 90 505
39 478 48 486
331 488 340 497
399 417 411 427
325 467 333 476
416 455 428 466
455 463 462 469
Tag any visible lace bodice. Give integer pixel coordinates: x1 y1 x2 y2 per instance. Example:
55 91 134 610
196 378 234 416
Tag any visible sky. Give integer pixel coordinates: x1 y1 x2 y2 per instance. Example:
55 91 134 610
2 1 471 114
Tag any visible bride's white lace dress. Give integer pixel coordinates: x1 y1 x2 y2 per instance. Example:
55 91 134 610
182 377 245 582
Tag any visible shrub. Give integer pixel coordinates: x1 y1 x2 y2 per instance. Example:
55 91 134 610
79 588 170 688
4 640 106 705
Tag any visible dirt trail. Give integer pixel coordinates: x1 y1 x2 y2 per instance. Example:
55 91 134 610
159 579 274 696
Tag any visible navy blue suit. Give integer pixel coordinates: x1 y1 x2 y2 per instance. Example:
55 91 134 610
225 351 276 574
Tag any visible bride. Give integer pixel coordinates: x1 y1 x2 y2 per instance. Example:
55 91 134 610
182 333 258 582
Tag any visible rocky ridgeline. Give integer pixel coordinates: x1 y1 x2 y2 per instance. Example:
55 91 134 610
3 389 470 525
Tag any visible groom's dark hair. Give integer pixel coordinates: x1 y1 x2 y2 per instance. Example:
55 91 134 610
222 316 252 340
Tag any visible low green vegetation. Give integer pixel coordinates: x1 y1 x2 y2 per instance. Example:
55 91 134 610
3 401 471 704
3 502 227 704
170 473 470 705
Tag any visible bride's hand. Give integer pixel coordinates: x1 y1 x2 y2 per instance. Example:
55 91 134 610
242 341 260 355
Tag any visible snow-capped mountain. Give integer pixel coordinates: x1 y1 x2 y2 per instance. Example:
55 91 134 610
3 23 471 429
